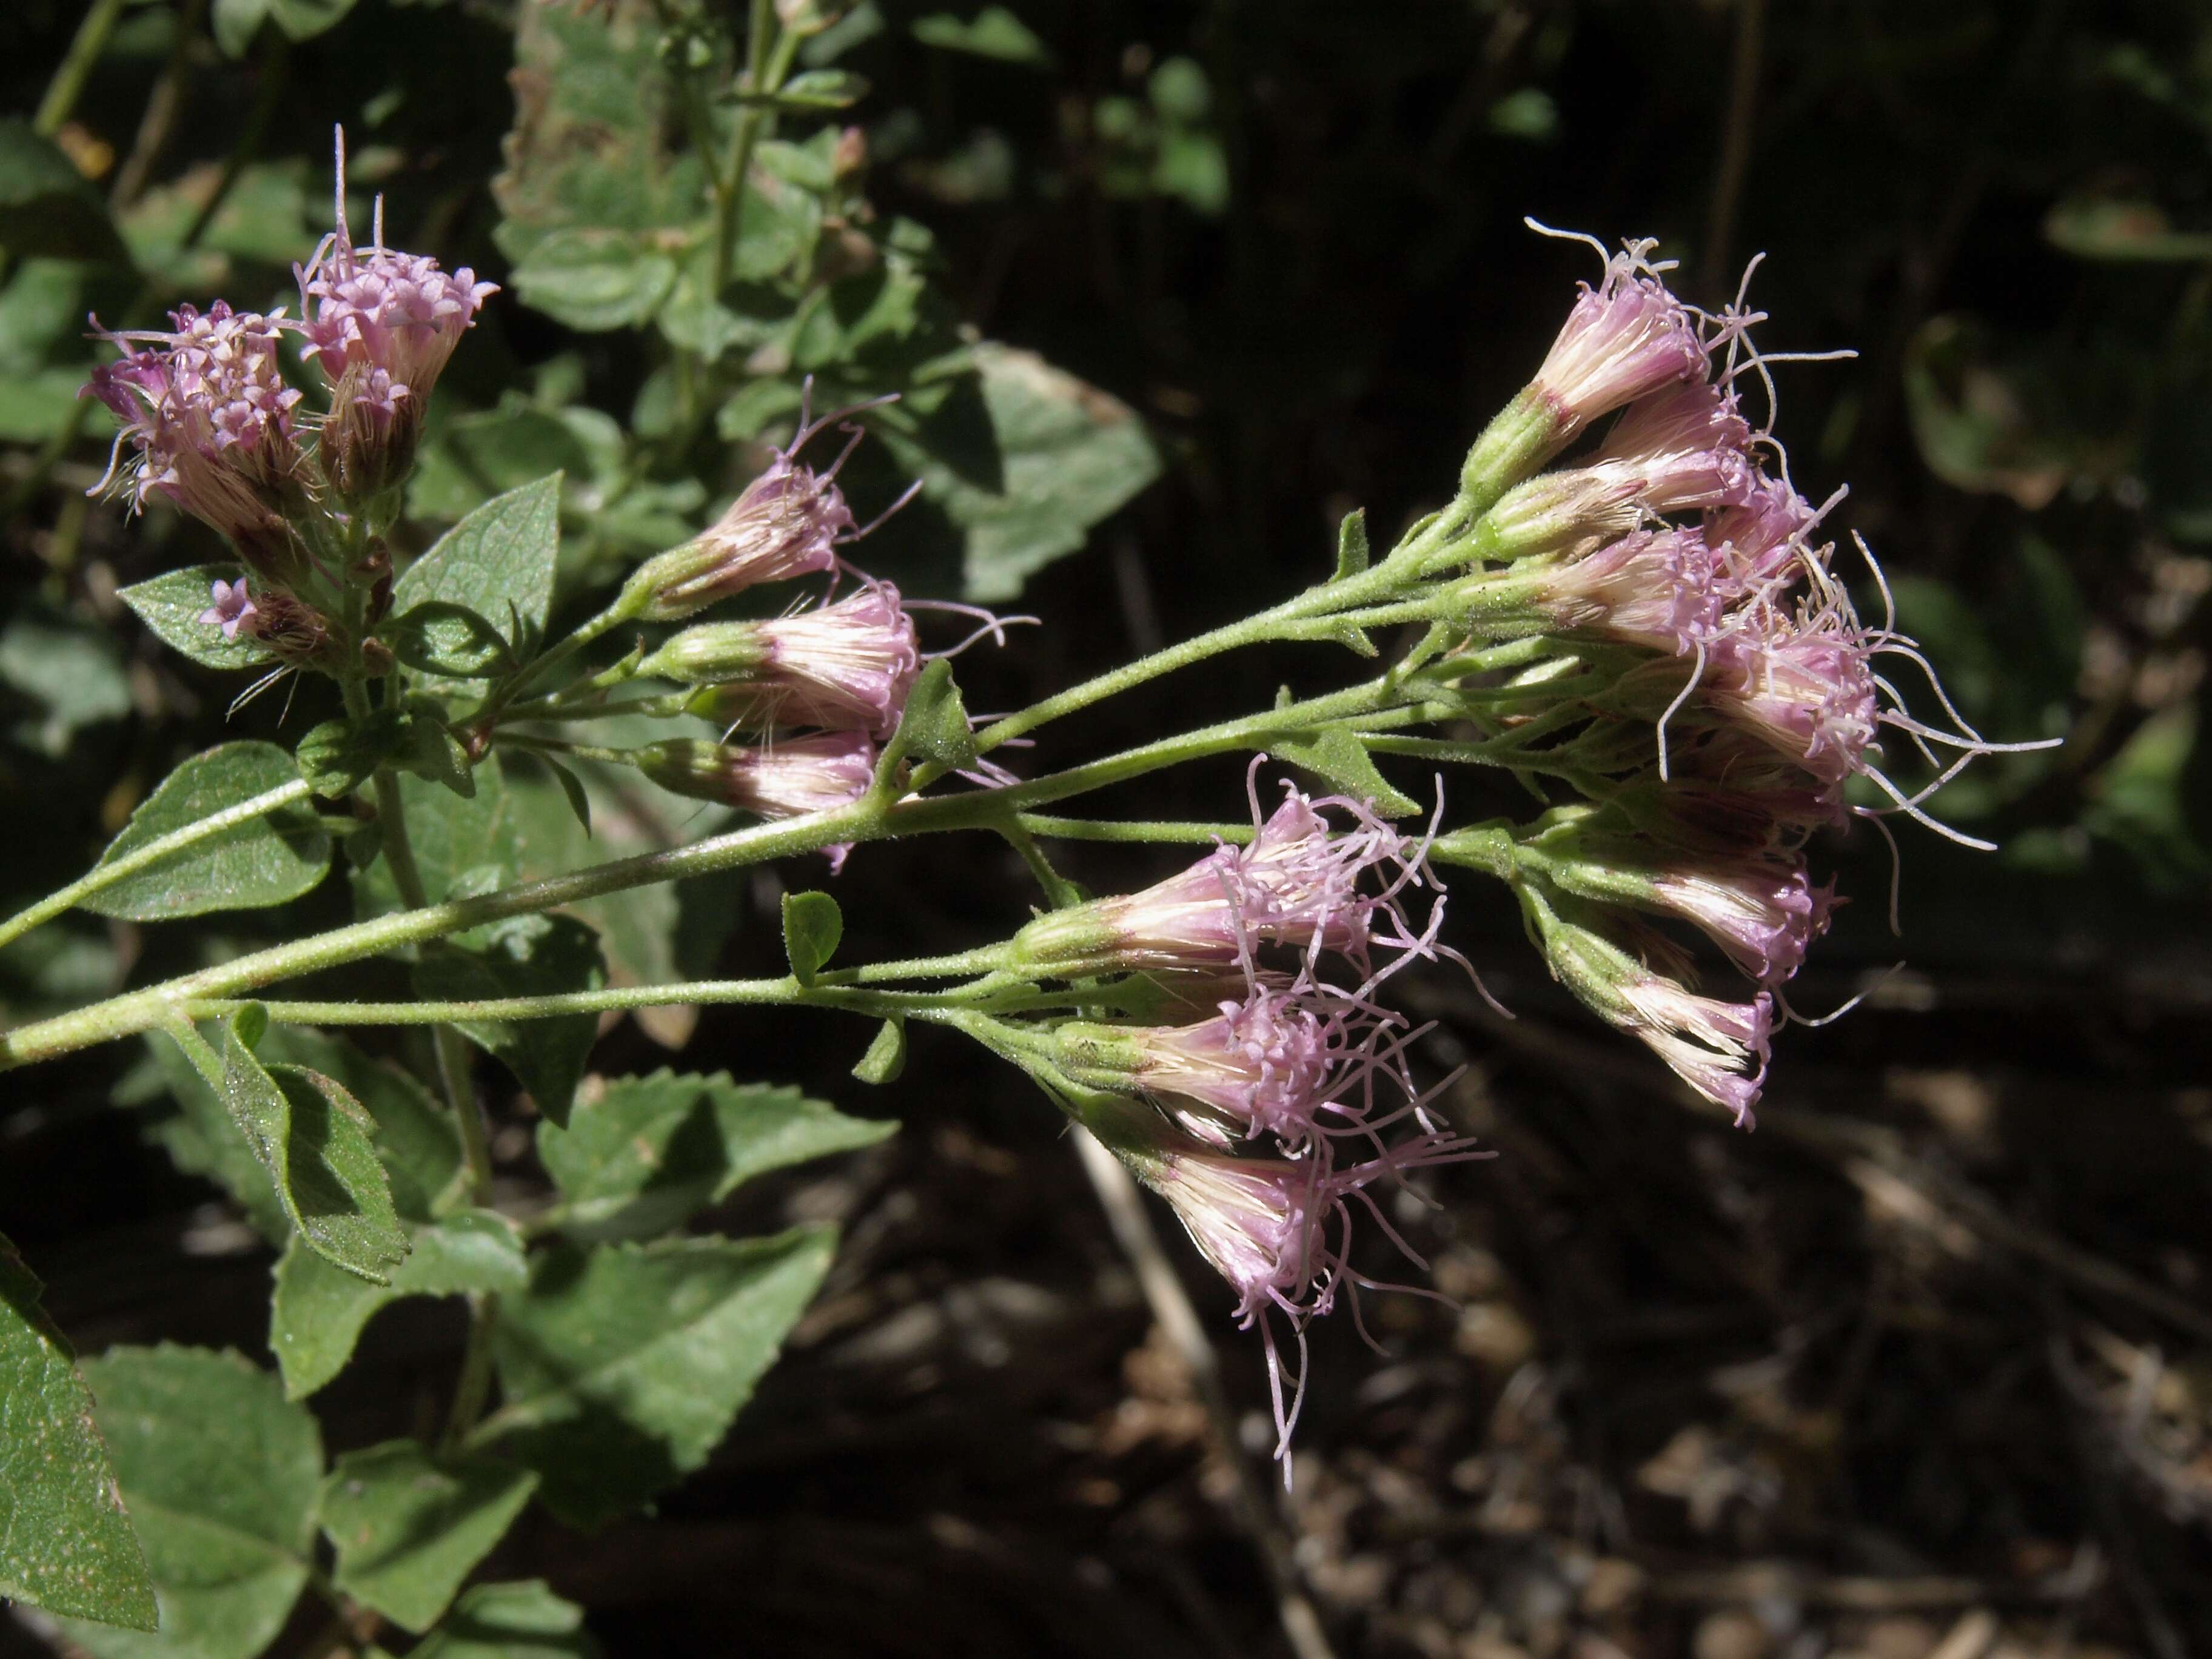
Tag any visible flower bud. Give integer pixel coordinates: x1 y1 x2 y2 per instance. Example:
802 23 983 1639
646 583 919 736
623 447 855 622
636 733 877 818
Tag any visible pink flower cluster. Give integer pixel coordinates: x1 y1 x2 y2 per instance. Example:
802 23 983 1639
1022 777 1486 1456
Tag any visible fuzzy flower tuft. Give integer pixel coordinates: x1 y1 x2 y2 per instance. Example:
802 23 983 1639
636 732 877 820
1528 237 1712 440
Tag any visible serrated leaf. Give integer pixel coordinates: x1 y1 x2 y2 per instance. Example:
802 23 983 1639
0 1237 156 1631
0 119 129 263
271 1210 528 1400
392 476 563 678
538 1071 894 1241
852 1019 906 1085
508 230 678 332
117 566 275 671
411 1580 600 1659
82 743 329 921
55 1347 321 1659
413 914 608 1125
1270 726 1419 818
876 342 1159 600
780 890 842 985
474 1230 837 1527
255 1028 462 1222
139 1037 290 1243
215 1023 410 1281
320 1443 537 1634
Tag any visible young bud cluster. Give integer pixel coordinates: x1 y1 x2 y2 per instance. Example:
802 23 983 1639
82 135 492 679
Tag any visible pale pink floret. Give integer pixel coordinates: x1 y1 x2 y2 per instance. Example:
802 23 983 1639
1128 979 1416 1152
1610 978 1773 1128
1531 243 1711 438
722 731 879 818
1707 472 1819 597
1099 788 1429 974
1533 527 1723 658
735 581 920 737
293 191 495 403
1650 857 1835 985
1706 612 1880 787
84 302 304 544
197 578 258 642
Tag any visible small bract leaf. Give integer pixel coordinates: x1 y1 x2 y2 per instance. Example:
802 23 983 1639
321 1442 538 1634
0 1236 156 1631
781 890 843 985
82 743 329 921
852 1019 907 1085
411 1580 600 1659
413 914 608 1127
271 1210 528 1400
475 1230 837 1527
537 1071 895 1241
117 565 275 671
884 659 976 773
1333 508 1370 581
55 1346 321 1659
1270 726 1419 818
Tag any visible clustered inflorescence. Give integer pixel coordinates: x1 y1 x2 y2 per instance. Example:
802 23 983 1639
82 181 2031 1468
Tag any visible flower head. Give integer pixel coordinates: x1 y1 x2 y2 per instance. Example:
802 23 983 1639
294 187 495 406
636 732 877 819
1529 239 1711 440
1704 608 1880 787
646 581 920 738
84 302 308 577
1512 527 1724 658
1013 783 1436 977
625 415 860 622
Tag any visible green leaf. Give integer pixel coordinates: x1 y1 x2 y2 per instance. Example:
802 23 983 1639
209 0 270 56
0 1236 156 1631
852 1019 906 1085
0 119 127 263
411 1581 600 1659
297 700 474 800
266 0 359 42
475 1230 837 1527
271 1210 528 1401
408 406 596 525
383 602 522 680
2045 196 2212 263
253 1027 462 1223
537 1070 895 1241
82 743 330 921
1271 727 1419 817
1333 508 1370 581
883 658 977 772
1 606 133 757
543 757 592 835
117 566 275 671
508 230 678 332
731 68 872 109
321 1443 537 1633
911 7 1054 67
780 890 843 985
55 1347 321 1659
392 475 564 675
216 1022 411 1282
877 342 1160 600
138 1037 289 1243
413 914 608 1125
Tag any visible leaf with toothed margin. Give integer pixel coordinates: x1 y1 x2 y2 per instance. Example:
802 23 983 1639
319 1441 538 1634
0 1236 156 1632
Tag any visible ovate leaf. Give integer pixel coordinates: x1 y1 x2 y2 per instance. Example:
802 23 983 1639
391 475 563 674
780 890 842 985
474 1231 837 1527
118 566 273 671
321 1443 537 1634
82 743 329 921
215 1024 409 1282
0 1238 156 1631
877 342 1159 600
270 1211 528 1401
55 1347 321 1659
538 1071 895 1241
254 1027 463 1224
411 1581 600 1659
412 914 608 1126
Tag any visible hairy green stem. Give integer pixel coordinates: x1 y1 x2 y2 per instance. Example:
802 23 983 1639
0 777 314 952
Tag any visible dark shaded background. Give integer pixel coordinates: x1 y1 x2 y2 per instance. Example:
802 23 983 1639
5 2 2211 1656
